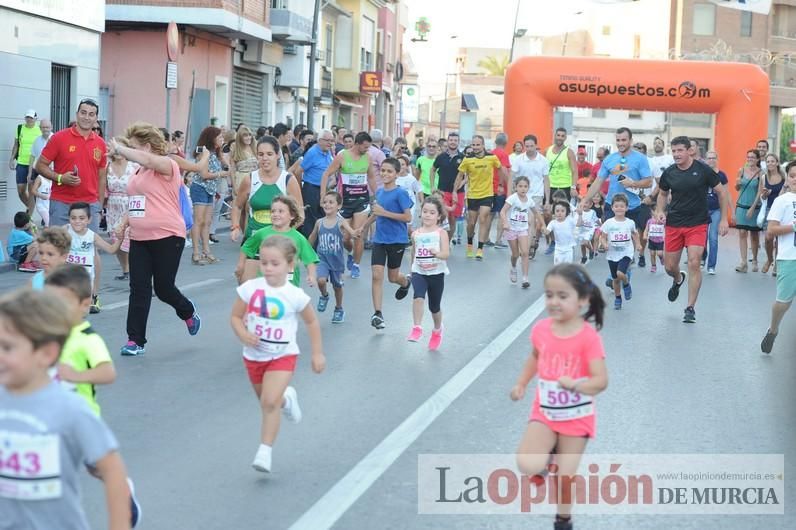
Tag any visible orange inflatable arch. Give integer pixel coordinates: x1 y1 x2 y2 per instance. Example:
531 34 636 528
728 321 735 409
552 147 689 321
504 56 770 205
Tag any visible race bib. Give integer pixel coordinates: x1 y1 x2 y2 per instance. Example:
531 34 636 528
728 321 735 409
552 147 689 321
344 173 367 186
648 224 664 237
0 431 62 500
66 253 91 266
128 195 146 218
415 234 440 271
509 209 529 231
538 379 593 421
609 232 630 243
246 314 289 356
252 209 272 224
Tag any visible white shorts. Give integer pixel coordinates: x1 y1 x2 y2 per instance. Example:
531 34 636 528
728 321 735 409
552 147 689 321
554 247 574 264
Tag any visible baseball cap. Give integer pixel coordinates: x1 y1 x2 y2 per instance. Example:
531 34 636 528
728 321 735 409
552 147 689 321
24 109 37 118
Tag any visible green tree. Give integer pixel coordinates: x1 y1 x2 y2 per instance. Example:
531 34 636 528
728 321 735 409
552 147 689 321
780 113 794 162
477 55 509 76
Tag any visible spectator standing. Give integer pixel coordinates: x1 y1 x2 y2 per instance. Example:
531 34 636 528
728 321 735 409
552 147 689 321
10 109 41 212
296 129 335 238
703 151 729 274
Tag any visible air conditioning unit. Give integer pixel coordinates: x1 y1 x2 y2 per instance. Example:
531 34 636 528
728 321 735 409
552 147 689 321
283 44 297 55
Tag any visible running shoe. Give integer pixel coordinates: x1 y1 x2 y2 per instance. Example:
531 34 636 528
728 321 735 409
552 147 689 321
17 262 37 272
494 241 508 249
351 263 361 279
510 268 518 283
317 294 329 313
484 240 495 247
580 256 587 264
521 279 530 289
89 295 101 314
707 267 716 275
667 271 686 302
127 478 142 528
623 282 632 301
371 312 386 329
115 272 130 281
331 307 345 323
638 255 646 268
282 386 302 423
475 249 484 261
466 245 475 258
395 275 411 300
120 341 145 356
185 302 201 336
252 444 272 473
407 325 423 342
544 241 555 255
428 327 443 350
347 253 354 271
761 329 777 354
650 264 657 273
682 305 696 324
614 297 622 310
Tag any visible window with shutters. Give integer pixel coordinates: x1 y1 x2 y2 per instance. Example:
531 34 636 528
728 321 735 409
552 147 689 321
51 64 72 132
231 68 265 129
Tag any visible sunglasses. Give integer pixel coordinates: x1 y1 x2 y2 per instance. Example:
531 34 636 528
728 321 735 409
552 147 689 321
619 157 627 170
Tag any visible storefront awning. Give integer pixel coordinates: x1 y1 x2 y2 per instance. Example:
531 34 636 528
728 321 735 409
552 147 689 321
335 95 363 109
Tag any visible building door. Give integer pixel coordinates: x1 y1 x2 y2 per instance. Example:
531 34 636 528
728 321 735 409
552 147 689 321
189 89 210 149
51 64 72 132
231 68 265 129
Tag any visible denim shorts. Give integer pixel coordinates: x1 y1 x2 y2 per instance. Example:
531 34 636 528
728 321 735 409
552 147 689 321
189 182 213 205
15 164 29 185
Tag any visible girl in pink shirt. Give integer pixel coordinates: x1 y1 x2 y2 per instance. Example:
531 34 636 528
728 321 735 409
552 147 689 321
510 263 608 530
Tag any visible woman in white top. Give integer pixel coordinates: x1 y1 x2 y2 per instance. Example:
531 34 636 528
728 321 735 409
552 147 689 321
105 136 138 280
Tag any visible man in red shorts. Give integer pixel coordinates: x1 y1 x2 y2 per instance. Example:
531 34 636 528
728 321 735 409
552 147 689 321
655 136 729 323
431 131 465 242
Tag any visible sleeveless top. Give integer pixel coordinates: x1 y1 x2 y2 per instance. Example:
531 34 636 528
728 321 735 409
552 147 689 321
316 218 346 272
546 146 573 189
764 173 785 210
340 150 370 201
412 228 449 276
67 226 96 280
246 170 289 238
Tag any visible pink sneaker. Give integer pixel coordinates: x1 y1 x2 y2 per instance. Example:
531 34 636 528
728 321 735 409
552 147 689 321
428 328 443 350
407 326 422 342
650 264 657 273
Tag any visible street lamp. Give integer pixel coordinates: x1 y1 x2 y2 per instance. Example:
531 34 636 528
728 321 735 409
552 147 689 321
509 28 527 63
440 72 458 137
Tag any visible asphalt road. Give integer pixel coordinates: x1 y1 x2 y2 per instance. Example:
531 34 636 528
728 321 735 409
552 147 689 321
1 229 792 530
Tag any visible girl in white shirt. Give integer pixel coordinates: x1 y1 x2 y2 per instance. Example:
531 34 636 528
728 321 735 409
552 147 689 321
544 201 582 264
500 176 544 288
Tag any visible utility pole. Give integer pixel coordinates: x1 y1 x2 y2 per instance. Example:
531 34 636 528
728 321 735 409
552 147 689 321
306 0 322 131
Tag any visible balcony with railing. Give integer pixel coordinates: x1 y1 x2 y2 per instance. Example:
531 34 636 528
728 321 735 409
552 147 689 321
321 70 333 99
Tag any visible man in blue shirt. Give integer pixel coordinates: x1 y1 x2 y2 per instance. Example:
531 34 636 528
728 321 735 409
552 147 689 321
582 127 653 264
298 129 335 237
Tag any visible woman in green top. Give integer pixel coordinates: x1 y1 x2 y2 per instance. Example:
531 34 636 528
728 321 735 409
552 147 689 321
230 136 304 243
237 195 318 286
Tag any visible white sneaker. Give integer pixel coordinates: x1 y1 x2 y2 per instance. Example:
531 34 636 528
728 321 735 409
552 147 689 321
185 239 192 248
252 444 272 472
707 267 715 275
509 268 518 283
282 386 302 423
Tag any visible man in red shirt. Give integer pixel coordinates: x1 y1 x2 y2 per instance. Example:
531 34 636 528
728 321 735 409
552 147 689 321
576 146 592 180
487 132 511 248
36 98 107 230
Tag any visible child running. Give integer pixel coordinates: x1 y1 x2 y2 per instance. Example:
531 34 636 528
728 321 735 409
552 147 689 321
0 289 133 529
44 264 142 525
500 176 544 288
230 235 325 473
30 226 71 290
239 195 319 286
359 158 414 330
65 202 122 314
544 201 581 265
643 213 666 273
577 197 600 264
407 195 450 350
598 193 642 310
510 264 608 530
308 191 355 323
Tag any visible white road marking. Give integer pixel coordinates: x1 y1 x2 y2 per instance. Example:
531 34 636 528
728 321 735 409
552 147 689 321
102 278 225 311
289 295 548 530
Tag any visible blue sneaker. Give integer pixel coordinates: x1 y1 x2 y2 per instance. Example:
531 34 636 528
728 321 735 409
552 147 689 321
317 294 329 312
623 282 632 300
347 253 354 271
332 307 345 323
351 263 361 279
184 301 201 336
614 297 622 310
544 242 555 255
120 341 145 356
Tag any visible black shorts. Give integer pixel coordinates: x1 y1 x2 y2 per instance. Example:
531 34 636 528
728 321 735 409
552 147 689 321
467 196 493 212
648 240 664 251
491 194 506 214
340 198 369 219
371 243 407 269
608 256 632 279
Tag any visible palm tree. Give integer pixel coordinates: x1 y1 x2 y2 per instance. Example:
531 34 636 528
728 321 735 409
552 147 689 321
477 55 509 76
